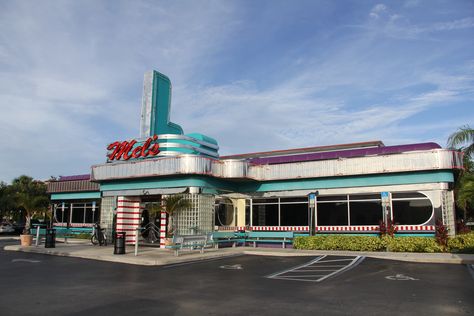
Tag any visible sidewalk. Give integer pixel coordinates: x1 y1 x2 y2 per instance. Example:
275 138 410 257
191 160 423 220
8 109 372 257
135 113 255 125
4 241 474 266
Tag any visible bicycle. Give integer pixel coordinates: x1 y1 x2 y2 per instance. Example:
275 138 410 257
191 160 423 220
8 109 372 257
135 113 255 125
91 222 107 246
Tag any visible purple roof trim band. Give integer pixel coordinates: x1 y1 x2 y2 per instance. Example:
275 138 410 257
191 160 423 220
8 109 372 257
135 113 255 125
58 174 91 181
249 142 441 165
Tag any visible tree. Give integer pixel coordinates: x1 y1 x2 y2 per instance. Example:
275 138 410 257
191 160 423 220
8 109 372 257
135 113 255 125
448 125 474 159
456 173 474 216
448 125 474 221
162 195 192 237
11 175 49 235
0 182 15 220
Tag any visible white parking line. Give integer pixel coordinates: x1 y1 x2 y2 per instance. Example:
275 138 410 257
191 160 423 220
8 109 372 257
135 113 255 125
266 255 365 283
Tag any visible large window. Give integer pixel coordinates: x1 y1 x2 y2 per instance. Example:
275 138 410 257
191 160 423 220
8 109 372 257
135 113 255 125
215 200 234 226
250 197 308 226
317 201 348 226
392 193 433 225
54 201 99 225
349 194 382 225
315 192 433 227
53 203 70 224
252 203 278 226
70 201 100 225
317 194 383 226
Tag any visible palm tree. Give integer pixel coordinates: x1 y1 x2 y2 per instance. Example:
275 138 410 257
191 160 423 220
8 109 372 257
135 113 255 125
162 195 192 237
448 125 474 222
11 175 49 235
448 125 474 159
456 173 474 212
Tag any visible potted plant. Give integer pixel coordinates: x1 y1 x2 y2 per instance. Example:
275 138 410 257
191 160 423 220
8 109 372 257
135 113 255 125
11 176 49 246
162 195 191 245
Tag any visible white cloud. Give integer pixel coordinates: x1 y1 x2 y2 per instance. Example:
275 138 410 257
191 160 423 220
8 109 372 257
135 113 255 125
0 0 239 182
432 17 474 31
0 1 472 182
369 4 388 19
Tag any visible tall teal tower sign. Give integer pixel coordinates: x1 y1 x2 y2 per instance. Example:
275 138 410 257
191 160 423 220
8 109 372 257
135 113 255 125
140 70 184 137
106 70 219 162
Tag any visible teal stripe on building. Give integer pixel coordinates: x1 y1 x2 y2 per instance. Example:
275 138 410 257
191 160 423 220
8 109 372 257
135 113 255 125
51 192 101 200
98 171 454 194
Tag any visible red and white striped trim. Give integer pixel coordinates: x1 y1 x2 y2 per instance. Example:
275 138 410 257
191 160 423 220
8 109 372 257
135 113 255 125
116 197 141 244
218 226 247 231
316 226 379 232
396 225 435 231
216 225 435 232
116 205 144 209
251 226 309 231
117 199 142 203
159 211 167 249
217 226 309 232
116 228 140 232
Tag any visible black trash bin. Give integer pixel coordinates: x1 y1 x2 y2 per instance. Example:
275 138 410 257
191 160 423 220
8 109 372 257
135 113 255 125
45 228 56 248
114 232 126 255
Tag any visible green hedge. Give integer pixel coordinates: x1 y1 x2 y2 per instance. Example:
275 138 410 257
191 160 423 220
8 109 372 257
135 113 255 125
384 236 443 253
293 235 385 252
447 232 474 253
293 234 474 253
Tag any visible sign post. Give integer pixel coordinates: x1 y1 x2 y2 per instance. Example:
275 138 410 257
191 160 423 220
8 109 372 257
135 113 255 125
308 192 318 236
381 192 391 225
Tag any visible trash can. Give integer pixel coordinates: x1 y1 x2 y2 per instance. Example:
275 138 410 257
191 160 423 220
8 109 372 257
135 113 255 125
45 228 56 248
114 232 126 255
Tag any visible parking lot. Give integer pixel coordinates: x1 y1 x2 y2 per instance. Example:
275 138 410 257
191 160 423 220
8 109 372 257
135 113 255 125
0 239 473 316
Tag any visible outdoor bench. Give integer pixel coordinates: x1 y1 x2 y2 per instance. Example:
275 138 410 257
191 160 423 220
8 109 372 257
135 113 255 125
211 231 247 248
166 234 212 256
246 231 294 248
31 227 87 244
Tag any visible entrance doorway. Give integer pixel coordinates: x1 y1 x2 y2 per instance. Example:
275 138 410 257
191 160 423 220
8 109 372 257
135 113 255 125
140 195 164 244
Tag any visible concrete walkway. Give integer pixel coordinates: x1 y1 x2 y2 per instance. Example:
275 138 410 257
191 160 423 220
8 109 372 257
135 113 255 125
4 240 474 266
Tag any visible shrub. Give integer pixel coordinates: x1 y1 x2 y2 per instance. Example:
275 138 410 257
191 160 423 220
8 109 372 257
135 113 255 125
379 219 397 237
447 232 474 253
384 236 443 252
456 220 471 234
293 235 385 251
435 219 448 249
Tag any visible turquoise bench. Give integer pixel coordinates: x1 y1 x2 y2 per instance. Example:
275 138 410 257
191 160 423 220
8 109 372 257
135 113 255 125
211 231 247 248
31 227 91 244
246 231 294 248
166 234 212 256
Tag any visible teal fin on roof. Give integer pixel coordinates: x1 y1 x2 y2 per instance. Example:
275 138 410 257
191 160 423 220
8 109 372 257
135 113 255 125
140 70 184 137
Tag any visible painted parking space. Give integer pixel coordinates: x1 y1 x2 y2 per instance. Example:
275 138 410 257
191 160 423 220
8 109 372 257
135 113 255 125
266 255 365 282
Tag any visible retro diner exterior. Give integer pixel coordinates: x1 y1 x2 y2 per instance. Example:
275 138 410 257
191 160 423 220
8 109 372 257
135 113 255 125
48 70 464 246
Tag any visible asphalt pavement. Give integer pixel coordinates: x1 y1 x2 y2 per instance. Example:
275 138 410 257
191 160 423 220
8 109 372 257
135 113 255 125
0 239 473 316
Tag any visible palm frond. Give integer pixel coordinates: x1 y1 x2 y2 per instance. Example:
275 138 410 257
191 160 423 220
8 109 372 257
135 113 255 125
448 125 474 157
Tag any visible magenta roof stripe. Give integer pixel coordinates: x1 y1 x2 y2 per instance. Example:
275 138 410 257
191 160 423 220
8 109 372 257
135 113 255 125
58 174 91 181
249 142 441 165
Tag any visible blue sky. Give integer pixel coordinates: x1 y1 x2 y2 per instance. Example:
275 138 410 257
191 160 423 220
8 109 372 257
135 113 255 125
0 0 473 182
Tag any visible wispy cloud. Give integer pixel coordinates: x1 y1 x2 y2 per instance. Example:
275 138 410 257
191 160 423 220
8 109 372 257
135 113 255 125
0 1 472 182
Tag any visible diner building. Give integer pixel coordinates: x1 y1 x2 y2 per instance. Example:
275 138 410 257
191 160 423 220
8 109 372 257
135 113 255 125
47 70 464 245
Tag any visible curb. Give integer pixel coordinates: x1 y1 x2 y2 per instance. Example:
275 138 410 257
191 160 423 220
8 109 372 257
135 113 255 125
4 244 474 265
3 245 243 266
